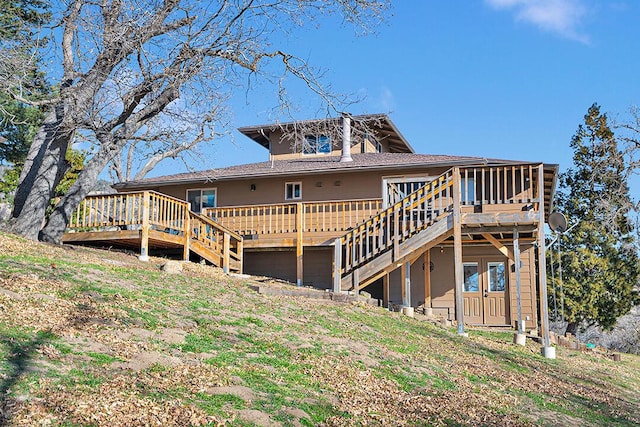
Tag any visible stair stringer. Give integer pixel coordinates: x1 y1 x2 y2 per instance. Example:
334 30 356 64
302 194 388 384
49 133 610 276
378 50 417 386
189 238 223 266
341 213 454 291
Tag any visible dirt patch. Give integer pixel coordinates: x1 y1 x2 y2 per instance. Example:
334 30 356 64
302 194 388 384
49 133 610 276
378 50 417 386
283 407 311 422
237 409 281 427
113 351 182 371
208 385 259 402
159 327 188 344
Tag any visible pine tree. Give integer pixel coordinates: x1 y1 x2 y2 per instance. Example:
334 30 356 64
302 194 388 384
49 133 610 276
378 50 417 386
553 104 640 335
0 0 51 196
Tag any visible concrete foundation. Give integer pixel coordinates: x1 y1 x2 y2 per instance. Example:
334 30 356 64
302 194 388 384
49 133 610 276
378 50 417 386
513 333 527 346
541 346 556 359
402 307 415 318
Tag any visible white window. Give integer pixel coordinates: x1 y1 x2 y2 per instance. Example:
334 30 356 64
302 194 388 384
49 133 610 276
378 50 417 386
303 135 331 155
186 188 216 213
285 182 302 200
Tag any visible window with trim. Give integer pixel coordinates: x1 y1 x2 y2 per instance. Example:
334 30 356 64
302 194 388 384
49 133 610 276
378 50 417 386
186 188 216 213
303 135 331 155
363 133 382 153
463 262 479 292
488 262 506 292
285 182 302 200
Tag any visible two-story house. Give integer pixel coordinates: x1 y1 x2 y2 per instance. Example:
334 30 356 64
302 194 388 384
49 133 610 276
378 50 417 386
64 114 558 345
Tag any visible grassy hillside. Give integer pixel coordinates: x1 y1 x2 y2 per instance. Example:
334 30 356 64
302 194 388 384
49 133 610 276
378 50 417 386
0 232 638 427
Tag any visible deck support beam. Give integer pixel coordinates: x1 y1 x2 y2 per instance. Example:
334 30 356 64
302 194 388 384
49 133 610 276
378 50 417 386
352 268 360 296
183 210 191 261
223 233 231 274
537 164 555 358
139 191 150 262
383 273 390 308
513 227 526 346
401 261 411 307
333 238 342 292
424 251 432 315
452 168 466 336
482 233 514 261
296 202 304 287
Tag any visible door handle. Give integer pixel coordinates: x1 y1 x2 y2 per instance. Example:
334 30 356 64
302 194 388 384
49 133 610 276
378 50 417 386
483 290 488 298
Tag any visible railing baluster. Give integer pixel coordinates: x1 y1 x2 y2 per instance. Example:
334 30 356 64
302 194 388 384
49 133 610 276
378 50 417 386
519 165 525 203
510 166 515 204
528 164 534 202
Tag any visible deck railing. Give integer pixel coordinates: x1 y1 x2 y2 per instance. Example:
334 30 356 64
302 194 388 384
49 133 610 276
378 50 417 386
459 164 538 207
67 191 242 272
204 199 383 236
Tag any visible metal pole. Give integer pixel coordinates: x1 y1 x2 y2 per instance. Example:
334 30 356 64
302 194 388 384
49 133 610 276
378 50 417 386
549 235 558 321
558 235 565 322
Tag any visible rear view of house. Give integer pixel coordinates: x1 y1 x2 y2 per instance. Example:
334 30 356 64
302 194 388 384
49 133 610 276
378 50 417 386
64 114 558 340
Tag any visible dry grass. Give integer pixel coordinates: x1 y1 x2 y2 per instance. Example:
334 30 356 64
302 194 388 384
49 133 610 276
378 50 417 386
0 231 639 426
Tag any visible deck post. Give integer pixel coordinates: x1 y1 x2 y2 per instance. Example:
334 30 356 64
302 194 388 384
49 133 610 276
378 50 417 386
333 238 342 293
183 208 191 261
401 261 411 307
393 205 400 261
223 232 231 274
139 191 150 262
513 227 526 346
296 202 304 287
237 238 243 274
352 268 360 297
424 251 432 316
383 273 390 308
452 167 467 336
537 164 555 358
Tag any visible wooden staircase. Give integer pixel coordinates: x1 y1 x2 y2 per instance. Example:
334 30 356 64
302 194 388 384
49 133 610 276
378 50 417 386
333 169 456 291
188 211 243 273
63 191 243 273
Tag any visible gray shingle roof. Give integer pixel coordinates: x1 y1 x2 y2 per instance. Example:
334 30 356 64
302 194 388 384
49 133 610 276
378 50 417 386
114 152 532 189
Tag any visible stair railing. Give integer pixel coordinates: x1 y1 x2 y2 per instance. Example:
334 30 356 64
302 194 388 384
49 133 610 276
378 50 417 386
189 211 243 273
335 168 455 282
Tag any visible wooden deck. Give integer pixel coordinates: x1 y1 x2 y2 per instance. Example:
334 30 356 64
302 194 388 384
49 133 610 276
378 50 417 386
64 163 552 286
63 191 243 273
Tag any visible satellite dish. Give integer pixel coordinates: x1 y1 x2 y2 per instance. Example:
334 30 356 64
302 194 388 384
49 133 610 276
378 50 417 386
548 212 568 233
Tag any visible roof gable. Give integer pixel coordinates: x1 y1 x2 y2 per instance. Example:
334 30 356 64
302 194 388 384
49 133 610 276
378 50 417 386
237 113 415 154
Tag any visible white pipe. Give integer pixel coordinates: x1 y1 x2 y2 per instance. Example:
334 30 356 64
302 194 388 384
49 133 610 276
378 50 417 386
340 114 353 162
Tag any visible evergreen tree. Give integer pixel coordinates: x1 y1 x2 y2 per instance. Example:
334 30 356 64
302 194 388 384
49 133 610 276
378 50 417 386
0 0 50 197
553 103 640 335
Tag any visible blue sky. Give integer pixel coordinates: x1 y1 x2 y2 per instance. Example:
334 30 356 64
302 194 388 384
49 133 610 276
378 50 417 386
164 0 640 196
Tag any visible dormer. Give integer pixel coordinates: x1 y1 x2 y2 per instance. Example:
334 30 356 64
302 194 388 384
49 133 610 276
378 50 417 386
238 114 414 160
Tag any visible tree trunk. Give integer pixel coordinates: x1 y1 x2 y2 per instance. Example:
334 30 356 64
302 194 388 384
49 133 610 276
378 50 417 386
9 106 73 240
39 141 120 244
565 321 579 336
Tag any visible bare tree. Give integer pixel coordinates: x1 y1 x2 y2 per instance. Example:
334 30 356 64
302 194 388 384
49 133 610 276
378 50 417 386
274 113 388 153
0 0 389 242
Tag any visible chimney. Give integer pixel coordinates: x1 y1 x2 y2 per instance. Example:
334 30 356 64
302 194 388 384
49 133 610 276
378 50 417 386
340 113 353 163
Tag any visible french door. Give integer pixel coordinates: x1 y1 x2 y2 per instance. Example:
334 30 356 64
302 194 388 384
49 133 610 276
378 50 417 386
462 258 509 325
